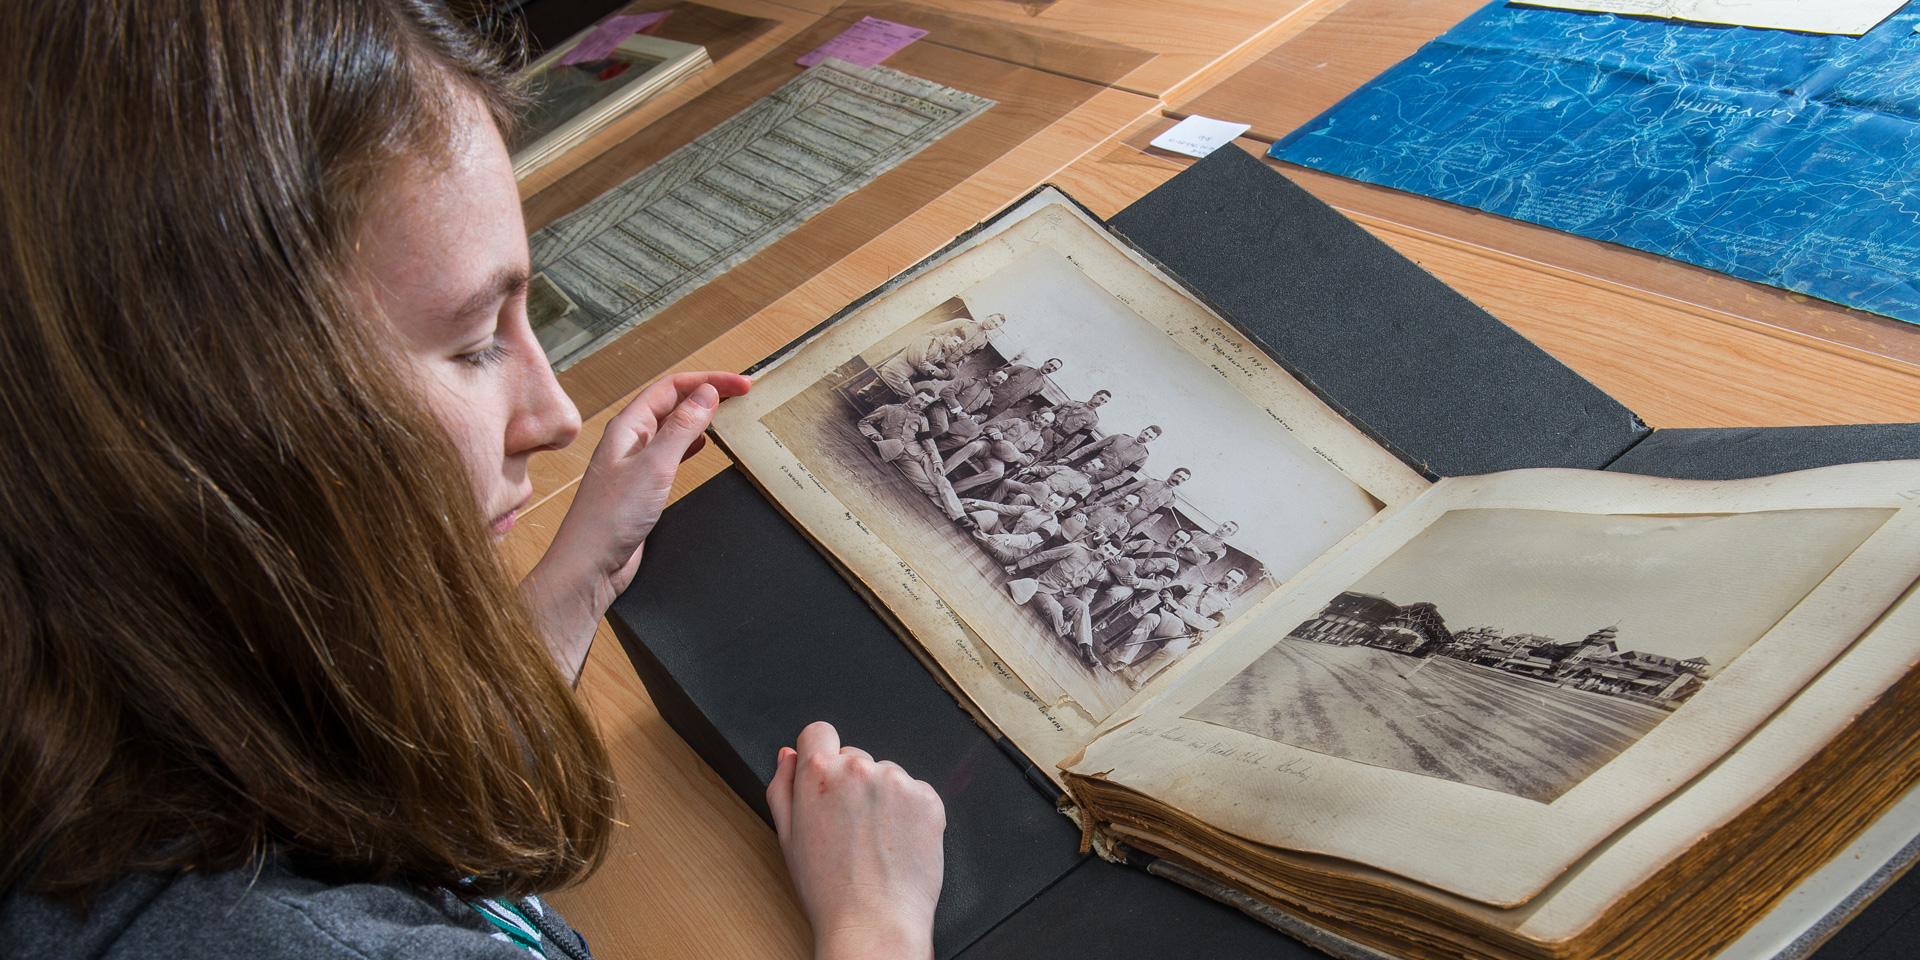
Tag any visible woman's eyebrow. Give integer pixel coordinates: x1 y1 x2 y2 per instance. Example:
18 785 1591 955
434 266 530 332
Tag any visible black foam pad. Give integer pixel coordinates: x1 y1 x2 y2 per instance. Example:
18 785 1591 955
1606 423 1920 480
1108 148 1647 478
611 468 1085 958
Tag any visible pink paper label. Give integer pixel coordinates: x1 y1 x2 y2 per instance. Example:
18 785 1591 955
559 10 674 66
796 16 930 68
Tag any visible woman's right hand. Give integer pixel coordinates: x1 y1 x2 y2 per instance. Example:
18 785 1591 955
767 721 946 960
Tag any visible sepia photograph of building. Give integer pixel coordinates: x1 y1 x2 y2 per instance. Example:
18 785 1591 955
1286 595 1713 705
1186 505 1893 802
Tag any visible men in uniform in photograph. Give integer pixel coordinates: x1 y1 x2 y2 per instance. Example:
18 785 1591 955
856 391 965 521
1099 467 1190 527
1005 539 1122 663
962 493 1070 537
1124 527 1193 561
919 369 1005 441
1088 554 1187 666
1176 521 1240 566
946 409 1053 495
1089 550 1182 620
1067 425 1160 495
875 331 965 397
990 459 1103 507
987 357 1062 418
1061 493 1137 545
924 312 1006 363
1109 568 1248 673
857 391 933 461
964 492 1072 565
1040 389 1110 460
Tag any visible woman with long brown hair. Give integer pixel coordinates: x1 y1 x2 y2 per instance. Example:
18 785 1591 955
0 1 944 957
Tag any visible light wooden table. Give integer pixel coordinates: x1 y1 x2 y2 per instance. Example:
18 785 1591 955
1168 0 1920 406
501 3 1920 958
523 1 1162 418
750 0 1351 100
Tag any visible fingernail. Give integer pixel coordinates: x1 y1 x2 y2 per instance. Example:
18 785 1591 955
690 384 717 409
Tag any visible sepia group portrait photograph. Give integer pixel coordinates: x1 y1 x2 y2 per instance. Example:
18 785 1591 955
761 245 1383 718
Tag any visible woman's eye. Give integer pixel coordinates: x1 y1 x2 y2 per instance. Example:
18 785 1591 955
459 337 509 368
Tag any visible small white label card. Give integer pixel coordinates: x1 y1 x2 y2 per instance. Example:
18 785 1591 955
1150 115 1253 158
1510 0 1906 36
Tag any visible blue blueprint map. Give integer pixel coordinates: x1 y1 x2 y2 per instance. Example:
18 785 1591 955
1270 1 1920 324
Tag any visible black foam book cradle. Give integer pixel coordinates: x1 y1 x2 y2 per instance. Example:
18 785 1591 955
608 147 1920 960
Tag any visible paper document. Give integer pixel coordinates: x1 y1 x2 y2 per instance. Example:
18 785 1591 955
1512 0 1905 35
1151 115 1252 158
797 16 929 68
527 61 993 369
1275 1 1920 326
558 11 673 65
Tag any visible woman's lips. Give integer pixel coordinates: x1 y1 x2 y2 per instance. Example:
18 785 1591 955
491 508 518 536
491 494 530 536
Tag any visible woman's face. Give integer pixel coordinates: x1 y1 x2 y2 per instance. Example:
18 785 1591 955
357 93 581 537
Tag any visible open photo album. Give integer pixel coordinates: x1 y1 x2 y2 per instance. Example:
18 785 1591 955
706 186 1920 960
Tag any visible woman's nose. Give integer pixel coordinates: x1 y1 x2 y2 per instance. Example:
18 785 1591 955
508 349 581 456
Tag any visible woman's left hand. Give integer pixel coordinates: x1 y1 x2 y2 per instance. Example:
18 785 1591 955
520 370 751 682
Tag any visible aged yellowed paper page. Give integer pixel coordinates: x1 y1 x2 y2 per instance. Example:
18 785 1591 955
712 189 1430 775
1070 462 1920 906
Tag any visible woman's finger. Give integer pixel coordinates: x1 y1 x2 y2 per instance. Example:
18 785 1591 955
767 746 797 838
631 372 751 427
600 372 749 462
795 720 841 766
599 384 718 498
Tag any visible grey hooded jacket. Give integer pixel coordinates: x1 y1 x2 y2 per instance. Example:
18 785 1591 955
2 856 592 960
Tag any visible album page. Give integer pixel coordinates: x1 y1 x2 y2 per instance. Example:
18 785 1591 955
1067 462 1920 906
711 188 1431 775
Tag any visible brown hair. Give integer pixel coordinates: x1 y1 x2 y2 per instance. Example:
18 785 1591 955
0 0 614 901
